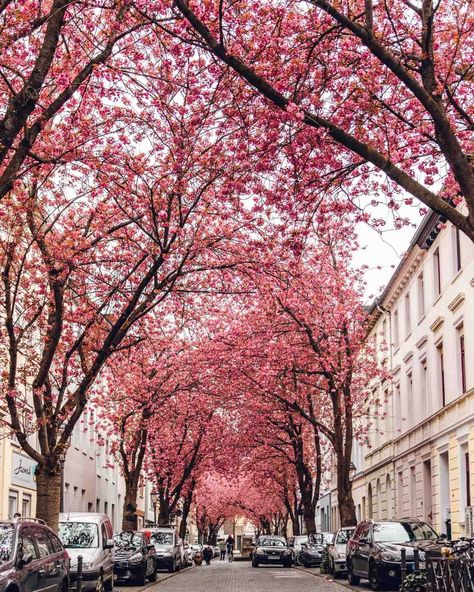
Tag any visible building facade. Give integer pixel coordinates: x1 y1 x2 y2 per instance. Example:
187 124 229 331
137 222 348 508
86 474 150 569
324 213 474 538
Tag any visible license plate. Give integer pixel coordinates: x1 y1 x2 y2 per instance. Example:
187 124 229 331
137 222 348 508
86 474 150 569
268 556 279 560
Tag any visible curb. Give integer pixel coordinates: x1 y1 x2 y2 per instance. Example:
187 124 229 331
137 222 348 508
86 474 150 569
294 567 354 591
117 566 194 591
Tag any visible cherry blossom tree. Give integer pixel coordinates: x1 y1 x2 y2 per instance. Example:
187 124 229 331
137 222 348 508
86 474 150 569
151 0 474 240
0 82 257 529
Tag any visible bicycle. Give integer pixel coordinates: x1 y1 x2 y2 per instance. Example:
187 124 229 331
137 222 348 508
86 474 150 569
227 546 234 562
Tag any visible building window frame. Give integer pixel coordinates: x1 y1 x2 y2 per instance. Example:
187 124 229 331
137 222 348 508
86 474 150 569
433 247 441 297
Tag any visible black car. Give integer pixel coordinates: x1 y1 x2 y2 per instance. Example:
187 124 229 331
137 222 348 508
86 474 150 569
251 536 292 568
113 531 157 585
346 519 443 590
0 519 70 592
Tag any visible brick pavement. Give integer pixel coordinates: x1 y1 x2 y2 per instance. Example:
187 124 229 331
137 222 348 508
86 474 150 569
143 560 346 592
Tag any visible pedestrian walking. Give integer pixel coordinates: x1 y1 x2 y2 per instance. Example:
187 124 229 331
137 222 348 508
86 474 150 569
225 534 235 562
219 540 226 560
203 545 213 565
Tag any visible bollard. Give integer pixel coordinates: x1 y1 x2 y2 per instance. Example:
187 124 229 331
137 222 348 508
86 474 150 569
77 555 83 592
414 549 420 571
400 549 407 583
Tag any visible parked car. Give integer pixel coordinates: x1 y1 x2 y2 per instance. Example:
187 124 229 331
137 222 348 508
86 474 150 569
189 544 202 559
113 531 157 585
212 546 220 558
0 518 70 592
181 541 193 567
327 527 355 577
309 532 334 546
145 527 181 573
287 535 308 564
251 536 292 568
59 513 114 592
296 541 325 567
346 519 442 590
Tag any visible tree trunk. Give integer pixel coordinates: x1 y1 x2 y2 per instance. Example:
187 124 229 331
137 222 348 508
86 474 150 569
158 499 170 526
36 467 61 531
336 451 357 527
122 486 139 531
303 509 316 535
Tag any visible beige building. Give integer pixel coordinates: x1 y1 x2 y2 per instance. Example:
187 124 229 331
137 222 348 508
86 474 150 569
0 409 38 519
327 212 473 539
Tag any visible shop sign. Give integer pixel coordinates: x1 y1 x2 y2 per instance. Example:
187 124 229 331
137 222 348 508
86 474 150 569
11 452 37 490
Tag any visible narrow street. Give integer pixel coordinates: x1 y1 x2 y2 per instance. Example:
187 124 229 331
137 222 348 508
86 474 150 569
117 561 346 592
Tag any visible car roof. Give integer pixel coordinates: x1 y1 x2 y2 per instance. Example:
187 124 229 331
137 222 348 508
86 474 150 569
59 512 110 524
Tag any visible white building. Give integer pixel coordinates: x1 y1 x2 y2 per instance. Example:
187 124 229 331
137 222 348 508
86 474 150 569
325 212 474 539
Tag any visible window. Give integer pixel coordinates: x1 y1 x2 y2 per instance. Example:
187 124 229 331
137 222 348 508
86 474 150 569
437 342 446 407
8 490 18 519
453 227 462 273
407 371 414 423
34 527 54 557
433 248 441 296
420 358 428 418
417 272 425 318
393 309 400 348
382 318 388 344
394 383 401 433
96 499 101 512
19 528 39 559
22 494 31 518
404 291 411 336
466 452 471 508
410 466 417 515
459 331 466 393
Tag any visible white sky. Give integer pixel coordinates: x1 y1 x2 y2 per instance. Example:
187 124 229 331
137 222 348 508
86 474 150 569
354 219 417 306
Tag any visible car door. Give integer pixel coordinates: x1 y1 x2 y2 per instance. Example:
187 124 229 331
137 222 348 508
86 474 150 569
17 526 41 592
351 523 370 575
101 522 114 583
357 524 373 578
32 526 59 592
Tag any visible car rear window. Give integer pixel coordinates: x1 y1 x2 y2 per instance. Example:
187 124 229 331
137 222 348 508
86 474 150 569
258 538 286 547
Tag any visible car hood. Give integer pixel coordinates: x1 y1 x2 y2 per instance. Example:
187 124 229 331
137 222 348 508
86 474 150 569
379 540 440 556
67 547 101 568
114 548 140 560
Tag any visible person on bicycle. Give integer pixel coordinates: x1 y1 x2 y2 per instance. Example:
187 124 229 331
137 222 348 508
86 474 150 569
226 535 235 561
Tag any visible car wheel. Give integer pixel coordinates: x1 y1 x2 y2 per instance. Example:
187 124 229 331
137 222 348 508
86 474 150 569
347 561 360 586
296 552 305 566
369 562 384 591
148 561 158 582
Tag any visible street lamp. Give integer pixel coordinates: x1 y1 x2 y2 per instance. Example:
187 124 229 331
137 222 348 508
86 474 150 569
150 490 158 526
349 462 357 481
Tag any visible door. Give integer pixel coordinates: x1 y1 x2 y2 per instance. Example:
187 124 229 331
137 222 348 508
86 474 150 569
101 522 114 584
351 523 370 575
18 526 41 592
33 526 60 592
357 525 373 577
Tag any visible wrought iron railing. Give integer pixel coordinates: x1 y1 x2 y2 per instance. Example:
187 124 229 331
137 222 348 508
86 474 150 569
425 557 474 592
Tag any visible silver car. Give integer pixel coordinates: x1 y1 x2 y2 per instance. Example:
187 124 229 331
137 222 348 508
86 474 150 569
59 512 114 591
327 527 355 577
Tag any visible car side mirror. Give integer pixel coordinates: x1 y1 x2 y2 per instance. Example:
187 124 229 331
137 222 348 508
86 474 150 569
17 553 33 568
104 539 114 549
359 537 370 545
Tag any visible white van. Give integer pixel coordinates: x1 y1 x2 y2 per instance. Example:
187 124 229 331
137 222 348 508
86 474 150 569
59 513 114 591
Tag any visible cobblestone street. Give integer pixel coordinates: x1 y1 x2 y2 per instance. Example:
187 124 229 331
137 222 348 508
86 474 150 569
130 561 345 592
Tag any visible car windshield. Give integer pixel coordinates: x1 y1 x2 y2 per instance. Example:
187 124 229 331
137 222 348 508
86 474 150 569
150 532 173 546
59 522 99 548
259 538 286 547
336 529 355 544
311 533 333 545
373 522 438 543
0 525 14 565
114 532 143 549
